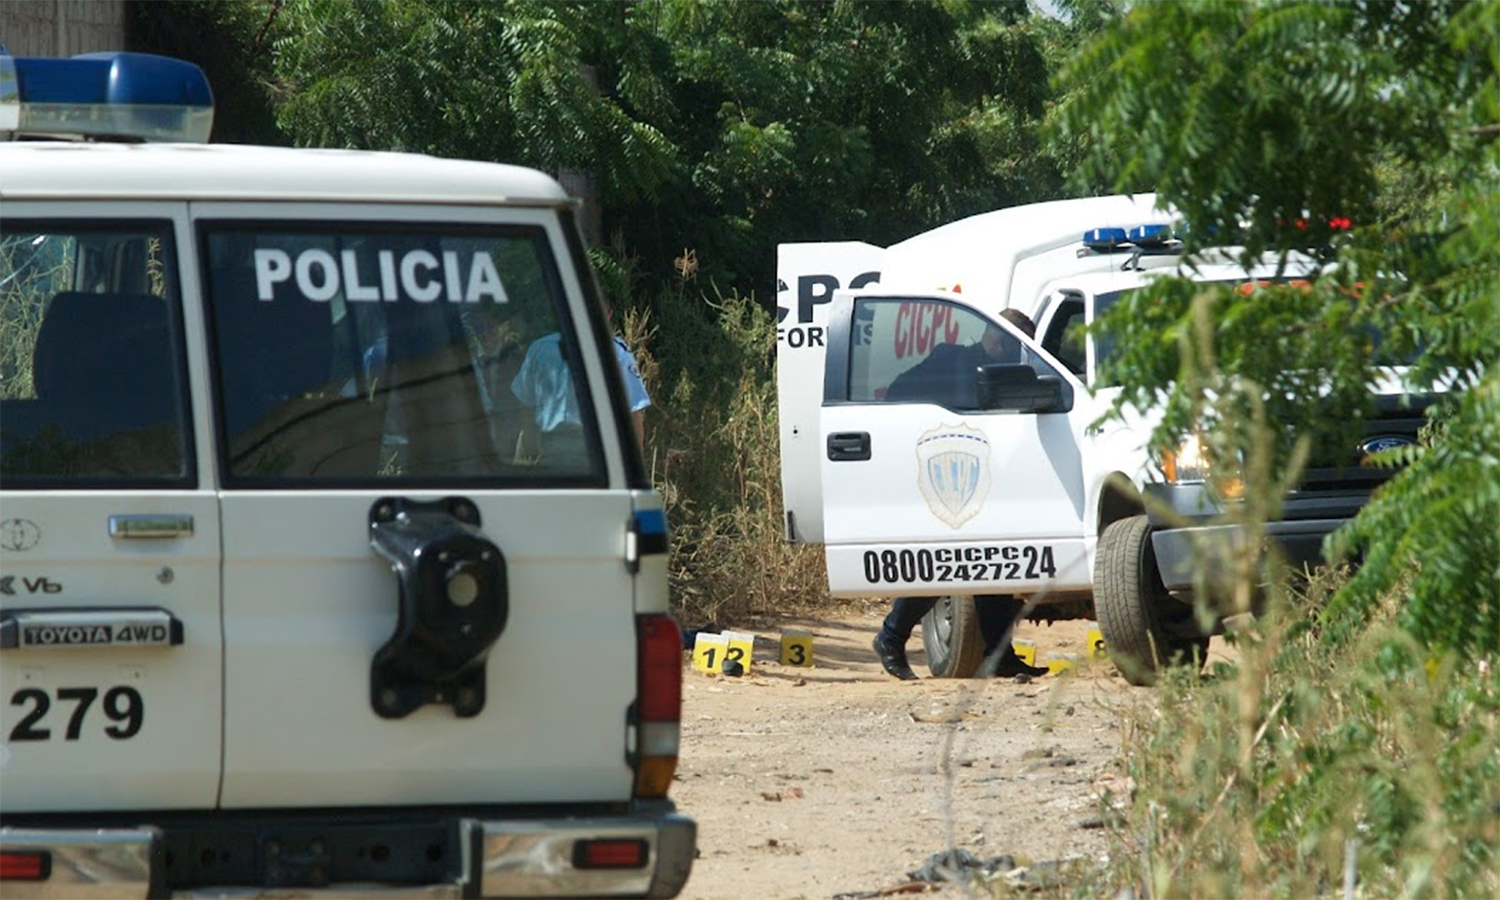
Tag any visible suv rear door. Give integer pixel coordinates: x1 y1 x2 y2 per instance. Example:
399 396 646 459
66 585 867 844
195 204 641 808
0 208 223 812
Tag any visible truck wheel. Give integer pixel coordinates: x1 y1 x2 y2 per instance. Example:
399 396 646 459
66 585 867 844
1095 515 1210 686
921 595 985 678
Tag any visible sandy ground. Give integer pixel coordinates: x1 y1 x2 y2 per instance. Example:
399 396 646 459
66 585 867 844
671 600 1224 900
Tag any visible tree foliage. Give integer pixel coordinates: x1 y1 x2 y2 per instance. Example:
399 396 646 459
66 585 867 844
126 0 283 144
240 0 1072 295
1055 0 1498 655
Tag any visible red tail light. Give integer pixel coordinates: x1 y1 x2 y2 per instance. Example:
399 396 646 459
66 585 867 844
637 614 682 723
634 614 682 798
0 850 51 880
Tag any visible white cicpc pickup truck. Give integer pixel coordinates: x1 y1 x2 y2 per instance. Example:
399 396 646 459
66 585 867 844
776 195 1429 684
0 52 693 898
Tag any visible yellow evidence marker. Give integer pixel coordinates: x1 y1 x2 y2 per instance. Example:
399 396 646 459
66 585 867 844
719 630 756 674
1012 638 1038 667
1084 622 1108 661
1045 653 1080 676
780 631 814 667
691 633 731 674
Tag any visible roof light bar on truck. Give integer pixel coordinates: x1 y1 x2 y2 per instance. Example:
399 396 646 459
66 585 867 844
0 51 213 143
1127 223 1173 246
1081 227 1128 251
1078 223 1184 262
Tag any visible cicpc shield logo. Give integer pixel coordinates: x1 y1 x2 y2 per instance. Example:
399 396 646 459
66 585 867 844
916 425 992 529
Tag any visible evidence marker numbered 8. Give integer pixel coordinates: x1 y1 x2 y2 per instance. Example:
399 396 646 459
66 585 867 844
862 544 1057 585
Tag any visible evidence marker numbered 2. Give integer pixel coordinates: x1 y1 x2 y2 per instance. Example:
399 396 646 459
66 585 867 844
862 544 1057 585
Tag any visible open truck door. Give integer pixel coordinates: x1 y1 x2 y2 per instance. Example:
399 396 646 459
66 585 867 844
775 243 883 544
816 291 1094 598
816 290 1103 676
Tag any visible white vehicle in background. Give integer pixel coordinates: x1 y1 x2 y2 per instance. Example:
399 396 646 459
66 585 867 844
776 196 1428 684
0 51 693 898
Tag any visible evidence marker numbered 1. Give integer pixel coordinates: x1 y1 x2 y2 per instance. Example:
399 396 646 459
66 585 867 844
690 633 729 674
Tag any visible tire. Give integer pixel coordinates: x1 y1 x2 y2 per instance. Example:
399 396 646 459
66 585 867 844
921 595 985 678
1094 515 1210 686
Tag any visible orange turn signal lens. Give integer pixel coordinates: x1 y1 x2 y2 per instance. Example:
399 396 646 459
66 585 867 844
634 754 678 799
1161 448 1178 483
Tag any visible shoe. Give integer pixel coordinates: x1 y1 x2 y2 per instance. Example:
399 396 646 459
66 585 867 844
872 633 919 681
992 646 1048 678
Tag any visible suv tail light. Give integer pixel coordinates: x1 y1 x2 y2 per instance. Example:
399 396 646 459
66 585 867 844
633 614 682 798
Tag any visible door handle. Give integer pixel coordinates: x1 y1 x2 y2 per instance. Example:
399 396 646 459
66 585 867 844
827 432 871 461
108 514 194 539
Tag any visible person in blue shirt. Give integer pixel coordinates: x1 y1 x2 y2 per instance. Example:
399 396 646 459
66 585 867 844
511 329 651 467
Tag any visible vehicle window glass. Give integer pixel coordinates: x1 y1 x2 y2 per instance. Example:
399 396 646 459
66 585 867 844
0 223 191 485
1042 299 1086 378
849 297 1025 410
1092 290 1128 385
204 224 596 485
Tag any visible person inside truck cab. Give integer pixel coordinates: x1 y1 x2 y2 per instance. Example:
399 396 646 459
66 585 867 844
870 307 1050 681
881 308 1030 410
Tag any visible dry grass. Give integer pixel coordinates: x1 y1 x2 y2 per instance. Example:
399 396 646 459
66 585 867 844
625 284 829 627
0 233 71 400
1084 576 1500 900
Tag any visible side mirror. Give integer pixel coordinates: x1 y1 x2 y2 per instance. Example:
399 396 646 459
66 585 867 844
975 364 1067 413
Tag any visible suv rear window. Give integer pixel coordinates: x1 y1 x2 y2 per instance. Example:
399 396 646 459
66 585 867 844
204 224 600 486
0 222 192 486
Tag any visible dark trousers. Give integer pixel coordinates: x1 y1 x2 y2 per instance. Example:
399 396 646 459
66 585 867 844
879 594 1026 652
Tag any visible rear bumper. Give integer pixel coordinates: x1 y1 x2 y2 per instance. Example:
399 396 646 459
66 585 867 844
0 803 695 899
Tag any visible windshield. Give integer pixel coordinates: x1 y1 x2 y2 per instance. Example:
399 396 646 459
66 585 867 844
205 224 599 486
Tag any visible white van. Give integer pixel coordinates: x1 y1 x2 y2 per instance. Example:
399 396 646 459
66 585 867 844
0 51 693 898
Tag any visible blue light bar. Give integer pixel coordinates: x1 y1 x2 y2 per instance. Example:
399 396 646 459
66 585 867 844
1082 227 1128 251
1128 224 1172 246
0 51 213 142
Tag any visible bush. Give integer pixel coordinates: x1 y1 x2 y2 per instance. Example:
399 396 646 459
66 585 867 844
1097 574 1500 900
623 278 825 627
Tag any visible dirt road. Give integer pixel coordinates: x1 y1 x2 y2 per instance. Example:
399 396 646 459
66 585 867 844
672 601 1172 900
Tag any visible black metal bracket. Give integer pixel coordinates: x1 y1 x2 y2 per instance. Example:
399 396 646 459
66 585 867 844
368 496 507 719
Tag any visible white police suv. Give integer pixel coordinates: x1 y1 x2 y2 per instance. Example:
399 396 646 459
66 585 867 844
0 51 693 898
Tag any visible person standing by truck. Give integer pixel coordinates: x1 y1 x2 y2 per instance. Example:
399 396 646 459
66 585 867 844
870 308 1050 680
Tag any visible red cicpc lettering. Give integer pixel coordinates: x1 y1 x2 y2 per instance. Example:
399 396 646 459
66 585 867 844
893 302 961 359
